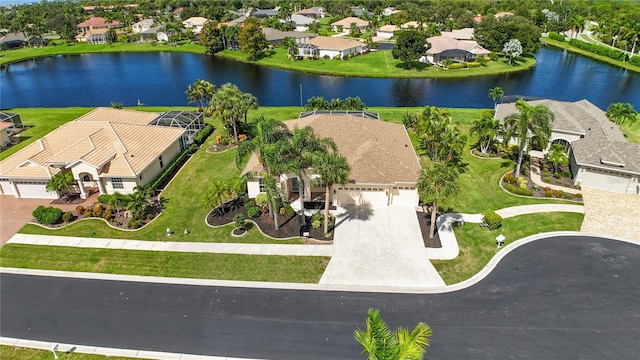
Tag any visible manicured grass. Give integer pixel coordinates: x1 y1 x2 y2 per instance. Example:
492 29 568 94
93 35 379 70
432 212 584 285
0 41 205 65
540 37 640 73
620 120 640 145
0 345 141 360
217 48 536 78
0 244 328 283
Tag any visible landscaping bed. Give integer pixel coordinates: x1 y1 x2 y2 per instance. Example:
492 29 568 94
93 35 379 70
501 158 583 202
416 209 442 248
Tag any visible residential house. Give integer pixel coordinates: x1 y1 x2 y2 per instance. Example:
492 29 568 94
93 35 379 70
262 27 314 46
298 36 366 59
423 36 491 65
132 19 155 33
138 25 168 42
75 28 110 44
77 17 121 32
495 99 640 194
401 21 426 29
440 27 475 40
383 7 401 16
331 17 369 32
0 32 31 50
296 7 326 19
182 17 209 34
0 108 203 199
0 122 12 148
351 7 374 18
376 24 400 39
242 113 421 207
290 14 317 32
252 9 278 18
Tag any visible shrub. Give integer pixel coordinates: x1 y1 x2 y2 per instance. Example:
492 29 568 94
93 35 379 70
555 190 564 198
504 183 533 196
564 193 574 199
193 124 214 145
311 219 322 229
545 186 551 192
556 180 562 185
564 182 572 187
127 219 139 229
467 61 481 67
94 203 103 213
544 190 553 197
83 208 93 217
476 56 488 65
503 173 517 184
245 202 260 218
553 173 561 179
447 62 465 69
32 206 63 225
233 213 246 229
62 211 73 223
334 55 341 60
76 205 85 216
311 212 323 223
102 211 112 221
482 210 503 230
576 193 583 199
255 193 268 208
561 170 572 178
489 52 499 61
567 39 627 62
323 55 330 60
517 177 528 189
548 32 565 42
543 176 551 183
342 54 350 60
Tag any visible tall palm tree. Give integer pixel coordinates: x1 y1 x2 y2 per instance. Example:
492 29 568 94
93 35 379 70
210 83 246 143
46 171 77 198
569 14 586 39
487 87 504 108
312 152 351 234
287 127 337 225
186 79 216 110
470 111 502 154
606 102 638 126
621 22 640 57
418 162 459 239
503 99 554 178
547 143 568 174
237 117 292 230
241 92 259 124
354 308 432 360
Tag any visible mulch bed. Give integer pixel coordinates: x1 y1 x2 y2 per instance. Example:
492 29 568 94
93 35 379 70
416 210 442 248
502 158 583 202
51 193 91 205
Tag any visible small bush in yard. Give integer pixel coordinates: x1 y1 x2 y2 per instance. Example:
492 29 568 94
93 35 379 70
517 177 528 189
32 206 63 225
504 183 533 196
543 176 551 183
554 173 561 179
234 213 246 229
83 208 93 217
561 170 572 178
76 205 85 215
127 219 139 229
312 219 322 229
503 173 517 184
576 193 583 199
555 190 564 198
245 202 260 218
62 211 74 223
482 210 502 230
255 193 268 208
545 190 553 197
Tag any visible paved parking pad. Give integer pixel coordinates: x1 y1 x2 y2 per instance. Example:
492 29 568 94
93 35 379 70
320 205 445 287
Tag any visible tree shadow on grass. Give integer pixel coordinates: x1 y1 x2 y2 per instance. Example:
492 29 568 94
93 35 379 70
394 61 431 71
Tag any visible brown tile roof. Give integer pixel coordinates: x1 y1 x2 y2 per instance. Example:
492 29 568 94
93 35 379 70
243 115 421 184
0 108 185 180
77 17 120 28
331 17 369 27
378 25 400 32
303 36 364 51
426 36 491 55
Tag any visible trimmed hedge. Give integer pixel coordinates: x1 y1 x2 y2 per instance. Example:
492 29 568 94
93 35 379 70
567 39 628 62
32 206 63 225
548 32 565 42
193 124 214 145
482 210 503 230
504 182 534 196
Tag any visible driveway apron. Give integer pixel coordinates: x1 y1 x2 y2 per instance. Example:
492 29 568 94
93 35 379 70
320 205 445 287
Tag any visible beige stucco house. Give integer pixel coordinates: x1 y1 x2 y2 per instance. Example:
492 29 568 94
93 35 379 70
495 99 640 194
331 17 369 32
0 108 200 199
298 36 366 59
242 113 422 207
423 36 491 65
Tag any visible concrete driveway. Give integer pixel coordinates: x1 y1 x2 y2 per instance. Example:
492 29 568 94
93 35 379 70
320 205 445 288
580 187 640 242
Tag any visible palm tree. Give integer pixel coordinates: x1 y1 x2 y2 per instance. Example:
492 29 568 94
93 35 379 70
503 99 554 178
312 152 351 234
237 117 292 230
418 162 459 239
185 79 216 110
202 179 234 215
241 92 259 124
606 102 638 125
470 111 502 154
547 143 568 174
569 14 586 39
354 308 432 360
286 127 337 225
210 83 246 143
487 87 504 108
46 171 77 198
127 187 151 220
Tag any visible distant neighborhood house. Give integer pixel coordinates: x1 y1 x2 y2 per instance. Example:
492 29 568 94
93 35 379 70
298 36 366 59
290 14 317 32
423 36 491 65
495 99 640 194
440 27 475 40
331 17 369 32
77 17 121 32
182 17 209 34
376 25 400 39
262 28 314 46
296 7 327 19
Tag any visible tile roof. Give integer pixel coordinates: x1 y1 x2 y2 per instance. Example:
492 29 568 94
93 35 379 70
378 25 400 33
440 27 475 40
0 108 185 180
77 17 120 28
243 115 421 184
302 36 364 51
262 27 311 41
331 17 369 27
0 122 12 130
426 36 491 55
182 17 209 26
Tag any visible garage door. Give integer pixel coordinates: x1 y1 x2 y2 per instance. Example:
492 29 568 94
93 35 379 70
579 170 631 194
391 187 418 206
336 186 388 206
15 181 58 199
0 180 16 196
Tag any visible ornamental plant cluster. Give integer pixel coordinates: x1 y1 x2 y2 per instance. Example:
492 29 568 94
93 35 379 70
503 173 533 196
32 206 64 225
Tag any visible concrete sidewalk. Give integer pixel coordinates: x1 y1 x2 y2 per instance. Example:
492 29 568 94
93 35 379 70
6 233 333 257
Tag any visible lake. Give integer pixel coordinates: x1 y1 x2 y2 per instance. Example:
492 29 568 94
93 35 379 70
1 46 638 110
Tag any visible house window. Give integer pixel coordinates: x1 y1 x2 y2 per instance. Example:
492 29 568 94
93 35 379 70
159 155 164 169
259 179 266 192
112 178 124 190
82 175 91 182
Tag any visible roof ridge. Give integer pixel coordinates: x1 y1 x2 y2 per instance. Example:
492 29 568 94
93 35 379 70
104 122 136 175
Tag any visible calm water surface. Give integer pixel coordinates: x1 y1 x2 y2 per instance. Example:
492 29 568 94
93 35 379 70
1 47 638 110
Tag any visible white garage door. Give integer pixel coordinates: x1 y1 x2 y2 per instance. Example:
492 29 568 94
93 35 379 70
391 187 418 206
0 180 16 196
336 186 388 206
15 181 58 199
579 170 631 194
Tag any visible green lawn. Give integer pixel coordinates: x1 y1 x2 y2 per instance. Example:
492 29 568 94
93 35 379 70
620 119 640 145
0 346 142 360
540 37 640 73
432 212 585 285
218 48 536 78
0 244 328 283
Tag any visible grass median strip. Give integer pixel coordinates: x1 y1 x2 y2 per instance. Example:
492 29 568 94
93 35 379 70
432 212 584 285
0 345 143 360
0 244 328 283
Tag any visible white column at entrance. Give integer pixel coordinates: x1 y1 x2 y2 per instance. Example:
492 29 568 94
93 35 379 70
97 178 106 195
77 178 87 199
11 182 20 198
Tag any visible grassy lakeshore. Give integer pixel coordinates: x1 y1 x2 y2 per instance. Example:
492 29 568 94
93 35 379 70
540 37 640 73
217 47 537 78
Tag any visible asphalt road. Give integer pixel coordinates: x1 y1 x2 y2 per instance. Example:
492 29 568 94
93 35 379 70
2 235 639 359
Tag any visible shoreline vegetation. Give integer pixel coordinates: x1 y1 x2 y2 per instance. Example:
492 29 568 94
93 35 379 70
540 37 640 73
0 41 536 79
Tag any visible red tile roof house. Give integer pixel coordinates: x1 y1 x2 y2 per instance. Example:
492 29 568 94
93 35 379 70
242 113 422 207
77 17 122 32
298 36 367 59
423 36 491 65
